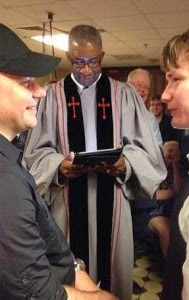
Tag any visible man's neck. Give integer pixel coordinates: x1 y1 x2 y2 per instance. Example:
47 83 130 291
0 127 15 141
71 73 102 92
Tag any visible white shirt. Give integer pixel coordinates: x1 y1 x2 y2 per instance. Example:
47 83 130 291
178 153 189 300
71 73 102 151
147 111 163 147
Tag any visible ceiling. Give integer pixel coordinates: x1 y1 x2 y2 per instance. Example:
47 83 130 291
1 0 189 72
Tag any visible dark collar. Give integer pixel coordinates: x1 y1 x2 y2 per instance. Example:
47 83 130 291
0 134 22 165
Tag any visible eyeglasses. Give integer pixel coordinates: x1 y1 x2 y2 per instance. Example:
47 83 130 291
133 83 150 93
70 57 101 69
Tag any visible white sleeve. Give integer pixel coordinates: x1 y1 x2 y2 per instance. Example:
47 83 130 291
179 196 189 300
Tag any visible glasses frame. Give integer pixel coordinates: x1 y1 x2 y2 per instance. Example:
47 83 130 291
133 82 150 93
69 55 102 69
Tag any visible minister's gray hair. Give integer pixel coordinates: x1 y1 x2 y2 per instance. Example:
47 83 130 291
69 24 102 50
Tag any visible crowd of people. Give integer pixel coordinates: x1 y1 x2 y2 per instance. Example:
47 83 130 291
0 22 189 300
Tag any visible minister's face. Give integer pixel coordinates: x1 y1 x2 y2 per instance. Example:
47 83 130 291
161 58 189 129
68 42 104 87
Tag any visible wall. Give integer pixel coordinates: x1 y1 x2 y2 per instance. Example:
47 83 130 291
103 66 166 97
36 67 70 86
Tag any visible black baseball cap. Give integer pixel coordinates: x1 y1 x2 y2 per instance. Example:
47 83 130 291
0 23 61 77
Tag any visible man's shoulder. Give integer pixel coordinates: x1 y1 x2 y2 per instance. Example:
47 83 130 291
0 152 34 189
0 152 17 173
108 76 124 85
45 76 67 93
107 76 128 91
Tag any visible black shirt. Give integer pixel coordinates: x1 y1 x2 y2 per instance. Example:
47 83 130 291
159 113 182 143
0 135 75 299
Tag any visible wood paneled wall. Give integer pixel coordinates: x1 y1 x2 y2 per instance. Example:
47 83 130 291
103 66 166 98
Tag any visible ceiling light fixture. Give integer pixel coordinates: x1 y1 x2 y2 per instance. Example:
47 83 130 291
31 33 68 51
31 12 68 52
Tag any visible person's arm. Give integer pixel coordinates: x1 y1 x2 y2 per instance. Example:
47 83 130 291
172 150 183 193
119 83 167 199
163 142 183 194
1 171 71 299
64 286 118 300
59 152 90 180
1 169 118 300
64 270 118 299
93 155 128 177
156 187 175 201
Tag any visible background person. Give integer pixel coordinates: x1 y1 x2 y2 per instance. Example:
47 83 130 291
127 68 164 276
149 95 182 143
148 141 183 259
127 68 163 147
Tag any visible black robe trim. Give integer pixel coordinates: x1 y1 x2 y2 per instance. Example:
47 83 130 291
64 74 114 290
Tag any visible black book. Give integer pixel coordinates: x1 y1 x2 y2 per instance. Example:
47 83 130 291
73 148 122 166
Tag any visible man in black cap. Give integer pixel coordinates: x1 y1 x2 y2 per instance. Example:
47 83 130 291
0 23 118 300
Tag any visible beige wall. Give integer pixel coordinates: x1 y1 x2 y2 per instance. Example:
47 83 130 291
103 66 166 97
36 67 71 86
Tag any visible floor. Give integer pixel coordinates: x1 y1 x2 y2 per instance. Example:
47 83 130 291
132 256 163 300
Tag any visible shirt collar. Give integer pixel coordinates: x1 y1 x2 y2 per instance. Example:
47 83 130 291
0 134 21 164
71 73 102 94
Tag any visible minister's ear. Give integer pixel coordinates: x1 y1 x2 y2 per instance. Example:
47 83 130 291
100 51 105 64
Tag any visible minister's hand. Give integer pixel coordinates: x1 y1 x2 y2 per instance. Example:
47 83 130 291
59 152 87 179
95 155 126 176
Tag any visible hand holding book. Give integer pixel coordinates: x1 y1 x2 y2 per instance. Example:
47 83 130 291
73 148 122 166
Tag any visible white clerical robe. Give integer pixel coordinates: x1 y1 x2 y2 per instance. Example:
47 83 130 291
23 75 166 300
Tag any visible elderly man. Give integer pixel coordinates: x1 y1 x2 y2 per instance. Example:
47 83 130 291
160 29 189 300
23 24 166 299
128 68 163 146
0 23 118 300
127 68 151 104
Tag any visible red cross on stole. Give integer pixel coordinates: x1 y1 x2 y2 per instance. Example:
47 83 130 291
98 97 111 120
68 96 80 119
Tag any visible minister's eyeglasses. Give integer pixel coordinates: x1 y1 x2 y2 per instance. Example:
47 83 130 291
70 57 101 69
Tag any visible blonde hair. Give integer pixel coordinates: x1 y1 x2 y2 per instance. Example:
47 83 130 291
161 29 189 71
